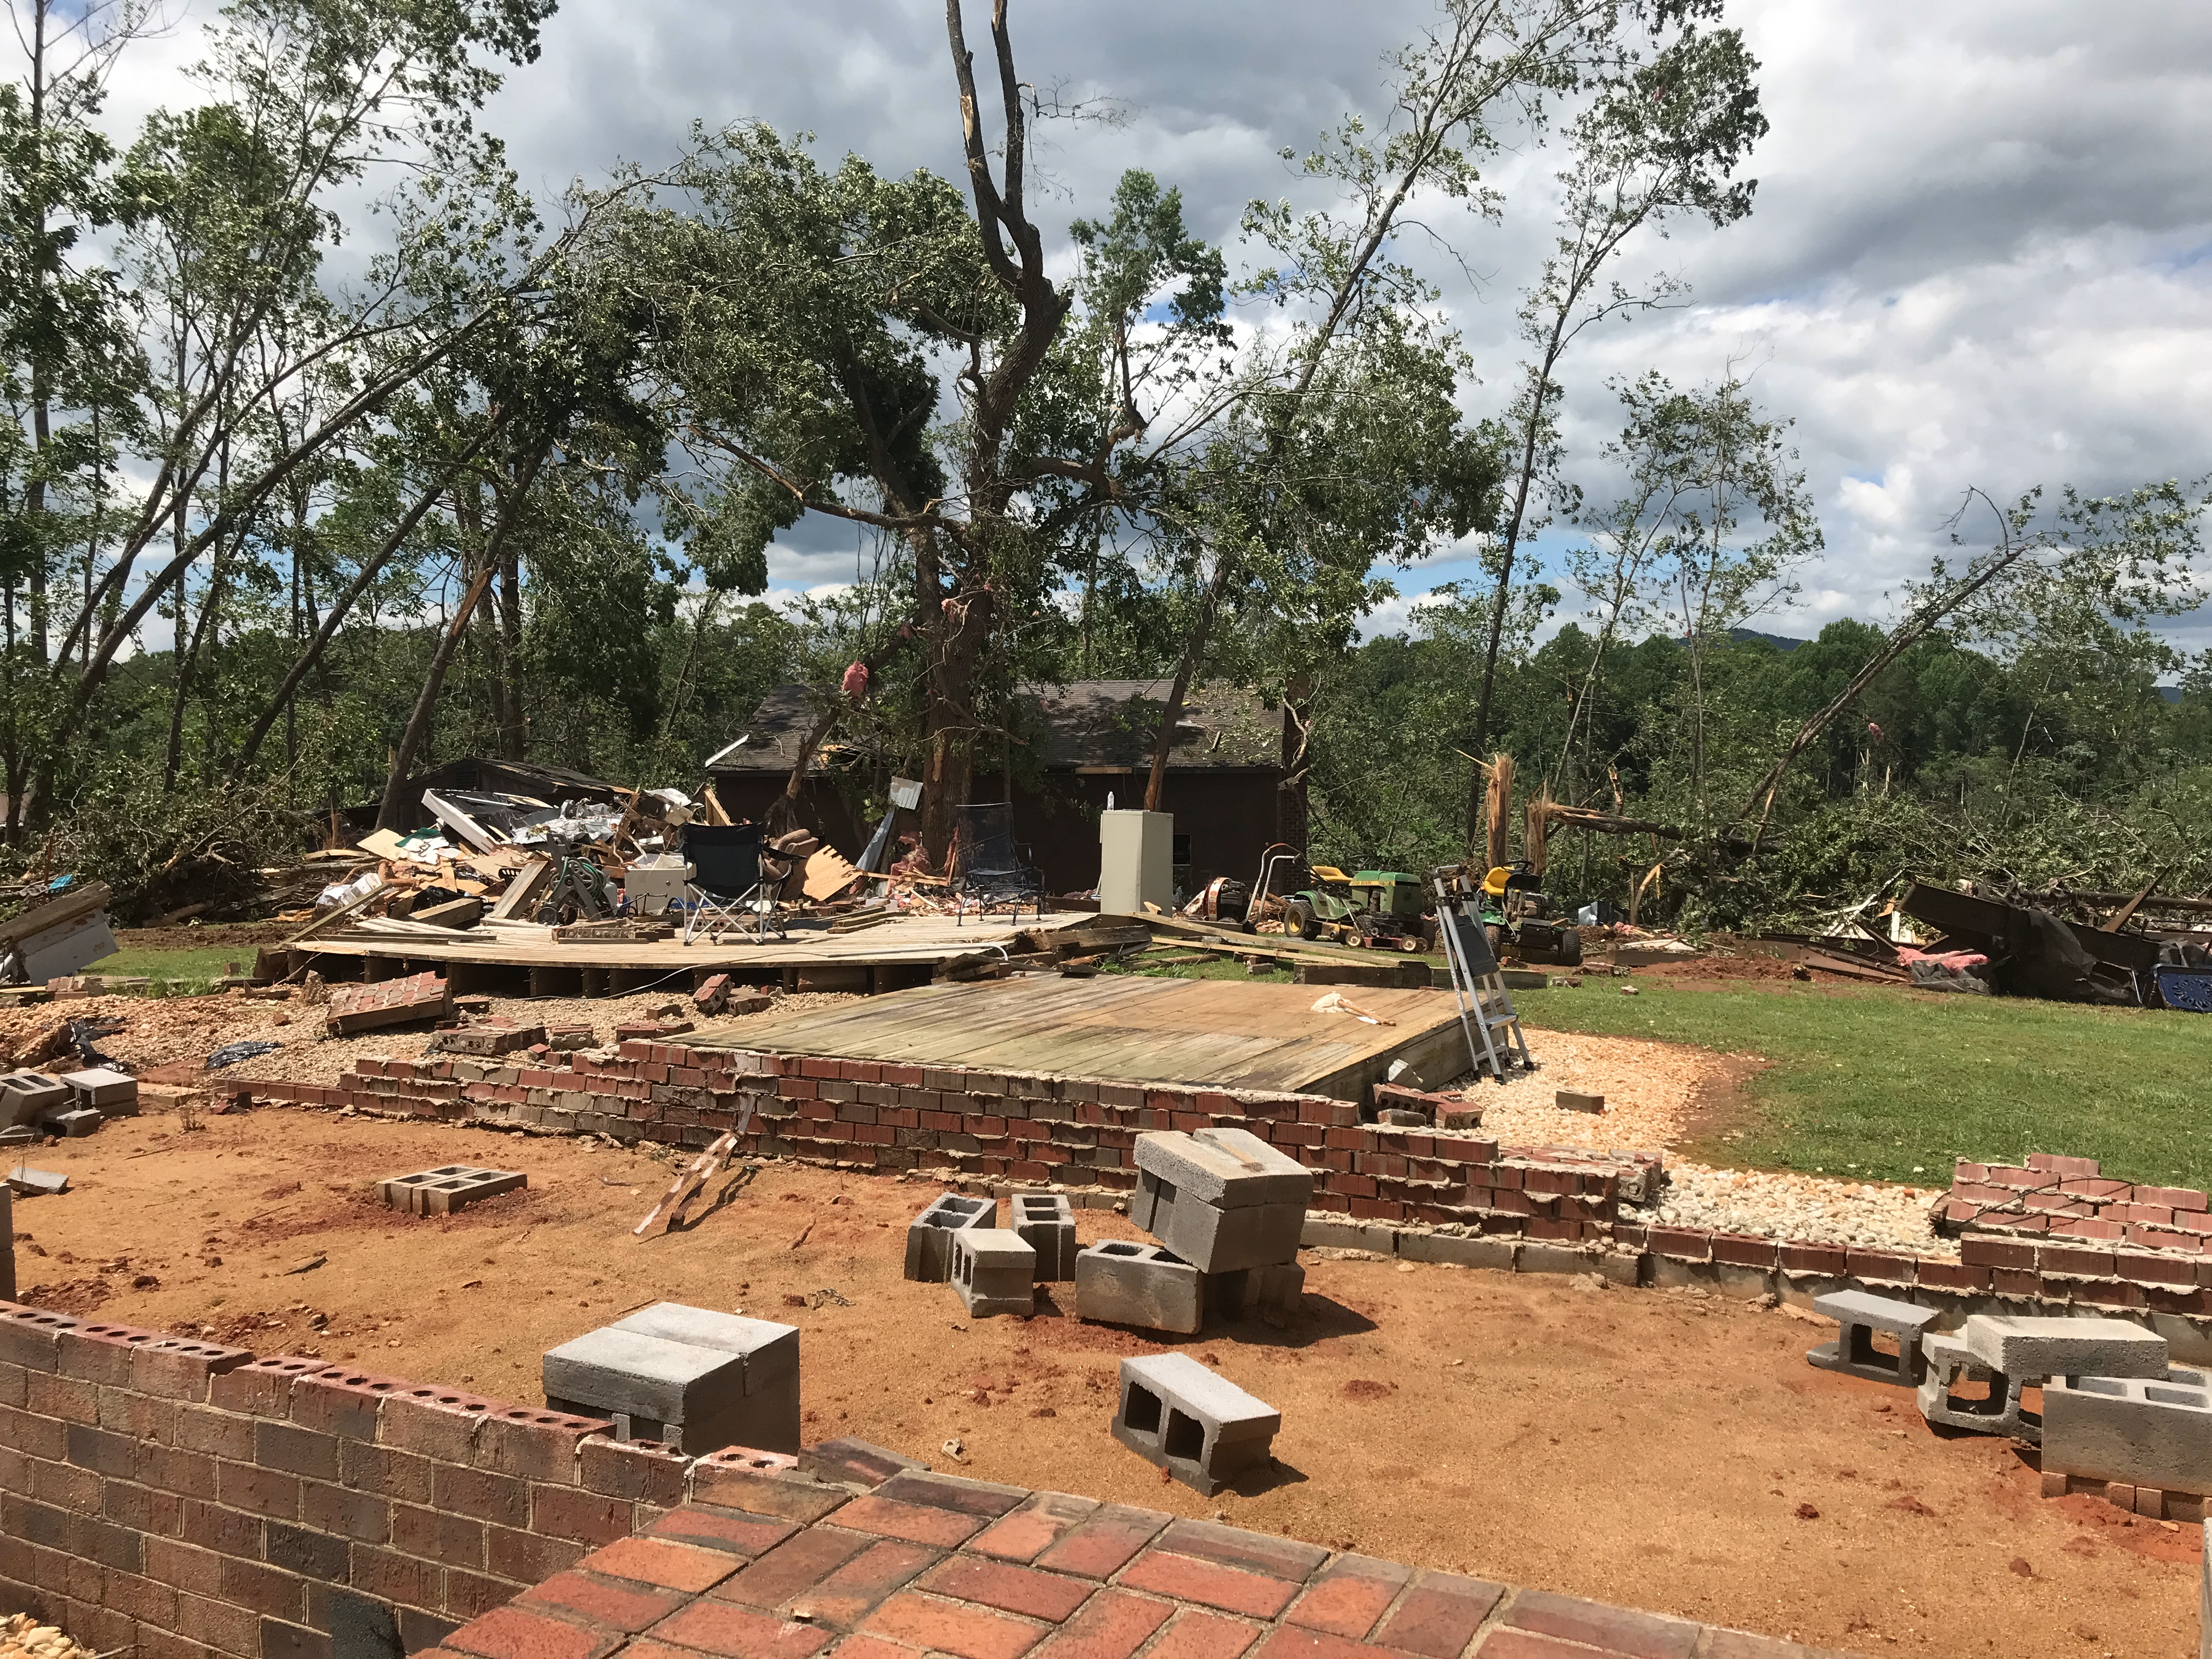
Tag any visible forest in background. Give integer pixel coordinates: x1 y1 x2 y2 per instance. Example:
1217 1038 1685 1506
1 0 2205 926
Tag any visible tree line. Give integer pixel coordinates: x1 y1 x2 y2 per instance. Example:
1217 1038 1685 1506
0 0 2200 924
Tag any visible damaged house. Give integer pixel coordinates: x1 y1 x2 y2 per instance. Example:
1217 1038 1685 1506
704 679 1300 896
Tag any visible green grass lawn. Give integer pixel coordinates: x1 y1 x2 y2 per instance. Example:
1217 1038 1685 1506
1515 980 2212 1191
77 943 249 996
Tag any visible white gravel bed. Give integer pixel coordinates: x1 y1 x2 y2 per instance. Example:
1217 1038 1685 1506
1627 1161 1953 1256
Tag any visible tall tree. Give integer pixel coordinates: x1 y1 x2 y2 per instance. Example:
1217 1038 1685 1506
1463 3 1767 840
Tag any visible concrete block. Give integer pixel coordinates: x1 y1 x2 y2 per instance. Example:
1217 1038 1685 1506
1012 1192 1077 1282
1554 1090 1604 1113
1075 1240 1203 1335
544 1301 799 1454
0 1073 66 1129
1918 1331 2036 1442
1133 1128 1313 1209
1112 1352 1279 1496
59 1067 137 1115
42 1107 100 1138
379 1165 526 1216
1300 1215 1397 1254
2045 1373 2212 1498
1963 1315 2169 1381
904 1192 996 1283
1807 1289 1942 1386
1133 1167 1305 1273
1205 1262 1306 1327
952 1228 1035 1317
6 1167 66 1196
1397 1231 1517 1272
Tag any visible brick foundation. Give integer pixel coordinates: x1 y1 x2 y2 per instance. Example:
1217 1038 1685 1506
228 1046 1652 1244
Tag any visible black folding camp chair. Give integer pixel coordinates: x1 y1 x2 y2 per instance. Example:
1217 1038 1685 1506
680 823 786 944
950 802 1043 924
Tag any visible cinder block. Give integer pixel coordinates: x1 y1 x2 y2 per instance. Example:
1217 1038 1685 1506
1111 1352 1279 1496
1918 1331 2036 1442
1075 1240 1203 1335
2045 1373 2212 1498
903 1193 996 1283
543 1301 799 1455
379 1165 527 1216
1300 1215 1397 1253
1133 1172 1304 1274
0 1073 66 1129
6 1166 66 1196
59 1068 137 1115
1133 1127 1313 1208
42 1107 100 1138
1012 1193 1077 1282
1963 1315 2169 1381
1807 1289 1941 1386
951 1229 1035 1318
1204 1263 1305 1327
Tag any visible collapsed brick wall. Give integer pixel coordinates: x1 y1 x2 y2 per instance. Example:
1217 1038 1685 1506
0 1301 799 1659
232 1042 1643 1243
1943 1152 2212 1256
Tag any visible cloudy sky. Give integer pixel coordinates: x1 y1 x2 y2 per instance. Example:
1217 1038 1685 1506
110 1 2212 652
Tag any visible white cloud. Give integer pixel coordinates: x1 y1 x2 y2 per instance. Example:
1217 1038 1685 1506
88 0 2212 654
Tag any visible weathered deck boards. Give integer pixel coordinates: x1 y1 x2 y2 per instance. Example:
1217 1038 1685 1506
687 975 1472 1101
284 912 1093 996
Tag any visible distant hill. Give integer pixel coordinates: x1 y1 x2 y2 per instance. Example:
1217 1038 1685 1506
1728 628 1807 651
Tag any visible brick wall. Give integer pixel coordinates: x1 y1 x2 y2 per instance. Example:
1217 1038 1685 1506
1943 1152 2212 1257
231 1043 1646 1244
0 1300 789 1659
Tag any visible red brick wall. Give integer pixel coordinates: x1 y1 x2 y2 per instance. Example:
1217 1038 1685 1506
233 1042 1634 1243
0 1302 777 1659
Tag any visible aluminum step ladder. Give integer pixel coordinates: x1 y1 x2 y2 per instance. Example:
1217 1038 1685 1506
1431 867 1534 1083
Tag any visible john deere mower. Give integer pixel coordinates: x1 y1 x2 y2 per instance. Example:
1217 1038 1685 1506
1268 864 1427 950
1476 861 1582 966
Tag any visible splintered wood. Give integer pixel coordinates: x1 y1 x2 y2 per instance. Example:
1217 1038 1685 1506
633 1109 753 1236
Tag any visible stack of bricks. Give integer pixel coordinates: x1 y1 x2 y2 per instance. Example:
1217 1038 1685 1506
229 1045 1632 1245
325 972 452 1037
1941 1153 2212 1256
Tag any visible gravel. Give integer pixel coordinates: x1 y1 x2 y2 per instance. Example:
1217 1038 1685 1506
0 1613 91 1659
1626 1163 1953 1256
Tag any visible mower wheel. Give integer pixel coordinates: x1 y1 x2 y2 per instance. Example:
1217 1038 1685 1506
1555 926 1583 967
1284 898 1320 940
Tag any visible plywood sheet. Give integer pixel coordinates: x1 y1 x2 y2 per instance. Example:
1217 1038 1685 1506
687 975 1466 1099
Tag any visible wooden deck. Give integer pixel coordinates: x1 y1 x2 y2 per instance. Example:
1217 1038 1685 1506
686 975 1475 1101
280 912 1091 997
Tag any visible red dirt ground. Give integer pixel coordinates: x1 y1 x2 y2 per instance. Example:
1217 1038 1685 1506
4 1107 2191 1658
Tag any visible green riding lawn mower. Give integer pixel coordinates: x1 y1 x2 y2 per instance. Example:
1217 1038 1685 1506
1242 845 1583 965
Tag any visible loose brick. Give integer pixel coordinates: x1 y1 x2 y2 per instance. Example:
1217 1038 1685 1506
518 1568 690 1634
712 1525 873 1610
970 1493 1099 1565
446 1605 624 1659
1285 1555 1409 1639
922 1555 1095 1623
1034 1505 1172 1580
573 1534 737 1594
642 1605 832 1659
836 1493 990 1549
1503 1589 1700 1659
1155 1521 1328 1583
1144 1610 1261 1659
786 1538 938 1628
1118 1551 1297 1621
580 1437 688 1506
860 1592 1046 1659
1376 1571 1505 1657
1031 1589 1175 1659
640 1505 795 1560
1961 1235 2036 1271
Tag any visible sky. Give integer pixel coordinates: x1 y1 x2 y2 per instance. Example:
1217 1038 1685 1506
103 0 2212 653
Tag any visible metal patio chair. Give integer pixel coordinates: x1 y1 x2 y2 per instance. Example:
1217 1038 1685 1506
950 802 1044 925
680 823 786 944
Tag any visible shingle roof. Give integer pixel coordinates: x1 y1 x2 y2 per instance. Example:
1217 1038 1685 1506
705 680 1283 774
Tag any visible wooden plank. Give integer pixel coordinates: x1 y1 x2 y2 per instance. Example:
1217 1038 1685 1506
687 977 1462 1099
